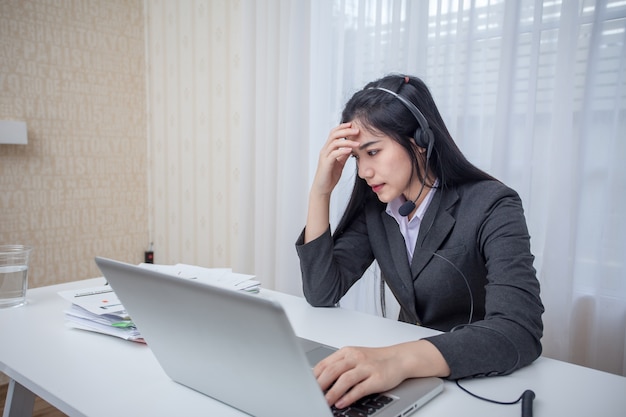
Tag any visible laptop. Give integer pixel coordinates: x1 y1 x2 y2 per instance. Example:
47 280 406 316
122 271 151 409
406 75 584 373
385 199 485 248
94 257 443 417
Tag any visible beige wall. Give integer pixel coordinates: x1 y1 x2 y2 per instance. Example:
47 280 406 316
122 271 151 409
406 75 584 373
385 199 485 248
0 0 148 287
0 0 148 387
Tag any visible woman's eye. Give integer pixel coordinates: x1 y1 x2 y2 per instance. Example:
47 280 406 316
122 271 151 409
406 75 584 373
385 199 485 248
367 150 379 156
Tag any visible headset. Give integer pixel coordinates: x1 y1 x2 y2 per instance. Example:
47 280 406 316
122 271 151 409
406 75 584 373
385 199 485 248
373 86 434 160
373 85 436 217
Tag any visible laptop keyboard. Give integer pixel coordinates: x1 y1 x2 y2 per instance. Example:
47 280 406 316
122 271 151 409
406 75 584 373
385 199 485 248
331 393 395 416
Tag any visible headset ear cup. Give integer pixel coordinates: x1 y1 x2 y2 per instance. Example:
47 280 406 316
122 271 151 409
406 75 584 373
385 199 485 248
413 128 426 148
422 128 434 160
414 128 432 152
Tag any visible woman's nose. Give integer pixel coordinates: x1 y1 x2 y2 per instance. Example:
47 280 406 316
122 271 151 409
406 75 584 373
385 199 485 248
357 162 373 179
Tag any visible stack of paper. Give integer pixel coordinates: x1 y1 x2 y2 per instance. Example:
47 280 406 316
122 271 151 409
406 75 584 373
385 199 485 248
137 263 260 293
58 286 144 343
59 264 260 343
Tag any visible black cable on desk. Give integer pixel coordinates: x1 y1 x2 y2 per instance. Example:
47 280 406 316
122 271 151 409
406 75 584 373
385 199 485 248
455 380 535 417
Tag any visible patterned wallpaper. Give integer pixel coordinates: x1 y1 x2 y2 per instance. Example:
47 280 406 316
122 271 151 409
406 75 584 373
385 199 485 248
0 1 148 289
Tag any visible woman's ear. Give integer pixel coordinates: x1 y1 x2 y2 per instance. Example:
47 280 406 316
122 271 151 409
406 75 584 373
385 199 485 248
409 137 427 154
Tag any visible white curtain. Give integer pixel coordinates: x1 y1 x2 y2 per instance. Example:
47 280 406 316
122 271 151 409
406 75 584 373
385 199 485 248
306 0 626 376
145 0 311 295
146 0 626 376
244 0 313 294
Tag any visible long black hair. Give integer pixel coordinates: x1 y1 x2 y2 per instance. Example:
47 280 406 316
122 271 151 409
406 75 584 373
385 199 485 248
333 74 495 238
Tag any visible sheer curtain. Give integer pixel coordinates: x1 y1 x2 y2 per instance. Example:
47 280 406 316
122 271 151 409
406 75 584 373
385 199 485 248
145 0 311 296
243 0 313 295
306 0 626 376
145 0 626 377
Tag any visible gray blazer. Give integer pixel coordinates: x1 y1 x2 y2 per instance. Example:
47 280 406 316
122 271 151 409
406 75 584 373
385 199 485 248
296 180 544 379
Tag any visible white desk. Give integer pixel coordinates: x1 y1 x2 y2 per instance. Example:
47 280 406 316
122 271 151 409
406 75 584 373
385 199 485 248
1 278 625 417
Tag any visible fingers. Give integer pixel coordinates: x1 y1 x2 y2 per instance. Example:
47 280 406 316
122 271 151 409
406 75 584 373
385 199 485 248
314 347 380 409
327 370 370 409
323 123 360 158
328 122 360 143
311 123 360 195
314 348 358 391
314 342 449 410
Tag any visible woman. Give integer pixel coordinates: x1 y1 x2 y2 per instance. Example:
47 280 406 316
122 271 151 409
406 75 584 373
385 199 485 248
295 74 544 409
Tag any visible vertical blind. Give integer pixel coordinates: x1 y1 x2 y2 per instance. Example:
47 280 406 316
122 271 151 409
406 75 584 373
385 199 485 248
317 0 626 376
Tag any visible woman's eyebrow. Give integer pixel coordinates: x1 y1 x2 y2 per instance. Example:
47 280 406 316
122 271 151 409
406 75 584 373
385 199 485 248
359 140 380 150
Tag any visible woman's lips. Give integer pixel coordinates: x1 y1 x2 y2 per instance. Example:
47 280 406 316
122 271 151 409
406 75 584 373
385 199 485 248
371 184 384 193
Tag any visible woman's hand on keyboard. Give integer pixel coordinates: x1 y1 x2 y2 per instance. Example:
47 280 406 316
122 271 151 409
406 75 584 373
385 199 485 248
313 340 450 409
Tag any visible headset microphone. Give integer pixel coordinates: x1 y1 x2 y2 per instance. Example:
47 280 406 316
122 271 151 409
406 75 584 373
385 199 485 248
398 200 417 217
398 176 426 217
398 152 430 217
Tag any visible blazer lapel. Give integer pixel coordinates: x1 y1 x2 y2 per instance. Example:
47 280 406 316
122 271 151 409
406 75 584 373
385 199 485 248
380 213 419 321
410 187 458 277
370 187 459 324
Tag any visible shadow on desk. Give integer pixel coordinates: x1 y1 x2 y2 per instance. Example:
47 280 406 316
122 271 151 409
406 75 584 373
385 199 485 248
0 383 67 417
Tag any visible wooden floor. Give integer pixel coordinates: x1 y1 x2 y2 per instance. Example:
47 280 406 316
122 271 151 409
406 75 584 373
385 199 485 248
0 383 68 417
